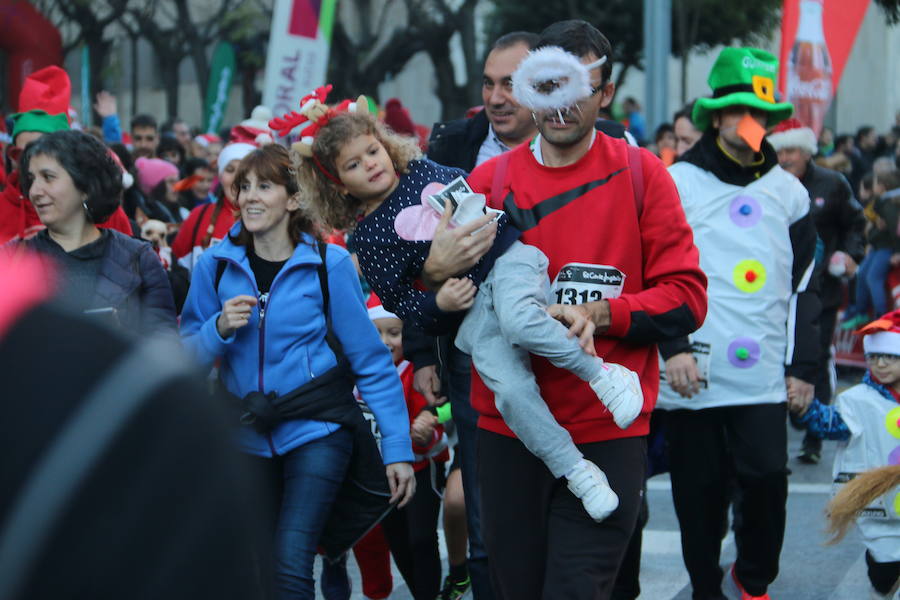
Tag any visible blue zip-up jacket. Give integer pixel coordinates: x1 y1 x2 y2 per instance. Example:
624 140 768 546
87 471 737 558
180 226 413 464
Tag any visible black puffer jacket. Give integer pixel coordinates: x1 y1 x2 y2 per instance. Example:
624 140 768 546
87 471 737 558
800 160 866 309
20 229 177 335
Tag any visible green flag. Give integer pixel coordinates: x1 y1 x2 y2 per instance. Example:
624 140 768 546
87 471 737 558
204 43 236 134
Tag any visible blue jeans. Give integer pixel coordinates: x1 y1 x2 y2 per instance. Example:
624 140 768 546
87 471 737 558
447 344 495 600
255 428 354 600
851 248 892 319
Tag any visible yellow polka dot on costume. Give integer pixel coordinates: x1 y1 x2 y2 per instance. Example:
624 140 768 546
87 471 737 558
886 407 900 439
733 259 767 293
895 491 900 517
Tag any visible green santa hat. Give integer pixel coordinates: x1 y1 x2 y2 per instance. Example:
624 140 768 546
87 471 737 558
692 47 794 132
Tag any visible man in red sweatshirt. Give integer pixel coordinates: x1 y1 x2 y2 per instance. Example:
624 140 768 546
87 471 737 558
423 20 707 600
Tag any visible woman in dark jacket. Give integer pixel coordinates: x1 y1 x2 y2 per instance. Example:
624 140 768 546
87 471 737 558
17 130 176 335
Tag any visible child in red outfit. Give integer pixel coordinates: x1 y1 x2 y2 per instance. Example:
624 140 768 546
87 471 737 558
368 293 449 600
321 294 449 600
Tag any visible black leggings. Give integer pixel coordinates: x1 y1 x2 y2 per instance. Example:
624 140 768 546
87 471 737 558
867 550 900 595
381 461 447 600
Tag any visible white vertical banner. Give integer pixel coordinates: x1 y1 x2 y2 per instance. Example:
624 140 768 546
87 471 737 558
262 0 338 117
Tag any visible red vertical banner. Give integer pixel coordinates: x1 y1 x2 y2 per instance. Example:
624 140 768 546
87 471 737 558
779 0 869 135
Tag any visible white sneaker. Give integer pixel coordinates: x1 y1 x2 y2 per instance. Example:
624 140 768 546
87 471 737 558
590 363 643 430
449 192 487 226
566 459 619 522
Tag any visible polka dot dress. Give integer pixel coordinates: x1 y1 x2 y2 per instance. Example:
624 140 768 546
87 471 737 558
354 159 467 327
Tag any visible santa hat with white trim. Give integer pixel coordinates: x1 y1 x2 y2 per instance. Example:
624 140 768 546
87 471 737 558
366 293 399 322
768 117 817 155
858 310 900 355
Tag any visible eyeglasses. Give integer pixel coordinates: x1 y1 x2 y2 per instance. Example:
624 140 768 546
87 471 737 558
864 353 900 365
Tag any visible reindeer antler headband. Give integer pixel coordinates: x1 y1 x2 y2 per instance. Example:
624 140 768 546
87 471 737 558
268 84 370 184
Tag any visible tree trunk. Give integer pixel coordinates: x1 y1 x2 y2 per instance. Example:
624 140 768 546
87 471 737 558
241 66 261 124
87 36 111 127
428 44 467 121
174 0 211 109
158 54 181 119
457 2 481 107
131 35 139 117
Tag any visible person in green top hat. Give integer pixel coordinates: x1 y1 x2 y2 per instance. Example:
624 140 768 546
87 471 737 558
692 47 793 133
657 46 820 600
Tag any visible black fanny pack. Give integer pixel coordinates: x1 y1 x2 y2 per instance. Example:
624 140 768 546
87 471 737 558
233 359 356 434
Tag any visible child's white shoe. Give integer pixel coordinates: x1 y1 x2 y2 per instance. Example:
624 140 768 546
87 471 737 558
566 459 619 522
590 363 643 429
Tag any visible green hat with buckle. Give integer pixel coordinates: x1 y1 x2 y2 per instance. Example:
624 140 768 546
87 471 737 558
692 47 794 132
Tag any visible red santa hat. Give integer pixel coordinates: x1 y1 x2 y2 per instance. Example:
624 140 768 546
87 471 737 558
107 149 134 190
858 310 900 355
193 133 221 148
366 293 399 322
768 118 817 155
230 124 273 147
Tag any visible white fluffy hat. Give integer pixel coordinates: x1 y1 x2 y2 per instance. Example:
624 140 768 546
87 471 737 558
768 118 817 155
511 46 607 112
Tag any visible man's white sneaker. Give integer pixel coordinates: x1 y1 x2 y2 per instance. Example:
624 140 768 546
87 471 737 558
566 459 619 522
590 363 643 430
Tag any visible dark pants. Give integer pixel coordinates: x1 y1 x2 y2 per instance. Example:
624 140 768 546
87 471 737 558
803 306 839 452
446 343 494 599
666 404 788 599
251 429 354 600
478 430 646 600
851 248 892 318
815 306 838 404
866 550 900 595
381 462 447 600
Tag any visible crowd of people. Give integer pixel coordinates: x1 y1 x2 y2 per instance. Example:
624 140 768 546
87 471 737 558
2 16 900 600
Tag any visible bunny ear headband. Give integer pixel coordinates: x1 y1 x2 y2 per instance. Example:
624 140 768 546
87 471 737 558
511 46 608 124
268 84 370 184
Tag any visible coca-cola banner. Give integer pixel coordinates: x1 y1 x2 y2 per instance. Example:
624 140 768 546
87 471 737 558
778 0 870 135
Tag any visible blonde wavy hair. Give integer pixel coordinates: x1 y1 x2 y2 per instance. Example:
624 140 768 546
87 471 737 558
294 112 422 231
825 465 900 544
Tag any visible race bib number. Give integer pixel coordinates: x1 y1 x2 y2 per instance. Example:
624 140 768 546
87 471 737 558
659 341 712 390
551 263 625 305
833 472 891 519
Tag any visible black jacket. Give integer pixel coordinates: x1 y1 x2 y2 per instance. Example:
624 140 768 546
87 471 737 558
427 110 491 173
800 160 866 309
20 230 177 336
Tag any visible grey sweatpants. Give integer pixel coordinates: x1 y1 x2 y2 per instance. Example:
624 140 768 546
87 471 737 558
455 241 604 478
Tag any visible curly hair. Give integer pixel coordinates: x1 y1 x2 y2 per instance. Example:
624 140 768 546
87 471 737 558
230 144 318 249
295 112 422 231
19 129 123 224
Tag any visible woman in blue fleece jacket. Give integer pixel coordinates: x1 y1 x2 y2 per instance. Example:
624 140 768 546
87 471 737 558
180 145 414 599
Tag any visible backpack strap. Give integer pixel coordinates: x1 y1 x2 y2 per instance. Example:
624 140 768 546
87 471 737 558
214 259 227 292
316 241 346 360
626 144 645 218
190 202 213 252
490 150 513 208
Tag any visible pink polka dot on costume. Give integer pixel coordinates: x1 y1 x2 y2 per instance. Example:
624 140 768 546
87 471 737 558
730 196 762 228
889 446 900 466
421 182 445 202
727 337 760 368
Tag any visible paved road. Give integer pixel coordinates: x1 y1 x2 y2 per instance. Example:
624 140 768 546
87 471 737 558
322 381 876 599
